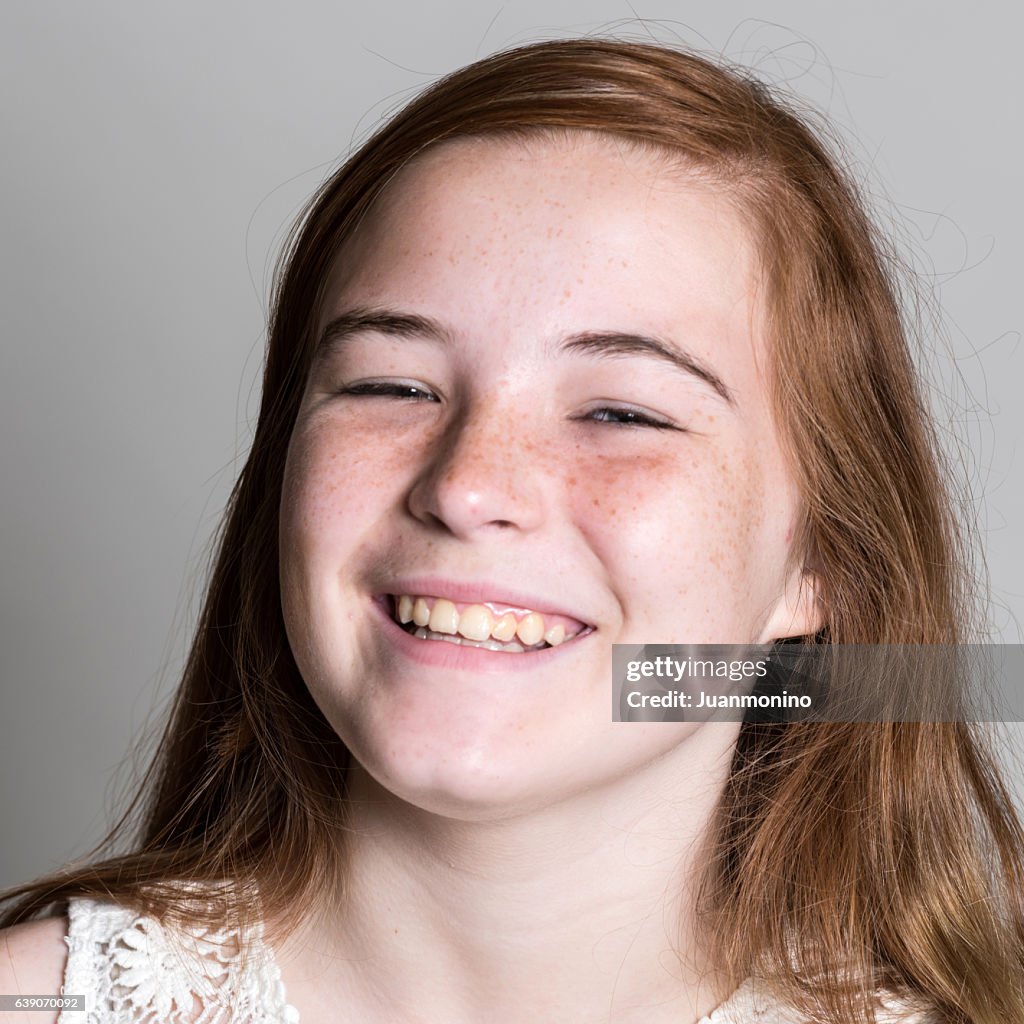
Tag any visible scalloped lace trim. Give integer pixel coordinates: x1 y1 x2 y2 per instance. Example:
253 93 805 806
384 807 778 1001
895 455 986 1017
699 975 934 1023
699 976 790 1023
58 895 299 1023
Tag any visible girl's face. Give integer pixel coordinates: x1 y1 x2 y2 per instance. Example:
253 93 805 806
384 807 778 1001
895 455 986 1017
279 134 820 819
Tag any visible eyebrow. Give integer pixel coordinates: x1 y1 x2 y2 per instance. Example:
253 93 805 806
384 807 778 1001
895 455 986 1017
314 307 734 405
561 331 734 406
315 309 456 357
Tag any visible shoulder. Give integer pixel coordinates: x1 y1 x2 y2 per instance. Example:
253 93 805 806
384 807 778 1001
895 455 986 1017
872 988 940 1023
0 916 69 1024
0 898 146 1024
720 976 939 1023
8 889 300 1024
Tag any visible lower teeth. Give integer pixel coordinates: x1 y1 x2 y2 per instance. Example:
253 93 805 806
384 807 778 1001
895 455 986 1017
407 624 543 653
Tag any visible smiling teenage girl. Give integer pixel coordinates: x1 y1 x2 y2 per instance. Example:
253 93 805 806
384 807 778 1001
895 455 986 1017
2 39 1022 1024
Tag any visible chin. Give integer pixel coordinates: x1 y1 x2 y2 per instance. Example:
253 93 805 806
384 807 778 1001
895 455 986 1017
360 750 559 822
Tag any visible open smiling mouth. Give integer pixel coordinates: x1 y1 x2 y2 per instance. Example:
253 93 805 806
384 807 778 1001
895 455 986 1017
387 594 594 653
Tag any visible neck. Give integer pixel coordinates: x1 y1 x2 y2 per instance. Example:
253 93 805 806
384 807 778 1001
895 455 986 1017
271 723 741 1024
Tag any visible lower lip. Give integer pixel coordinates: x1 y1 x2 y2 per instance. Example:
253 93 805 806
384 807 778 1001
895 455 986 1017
371 597 595 674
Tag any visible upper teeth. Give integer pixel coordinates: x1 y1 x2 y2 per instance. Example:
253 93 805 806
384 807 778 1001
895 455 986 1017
395 595 580 647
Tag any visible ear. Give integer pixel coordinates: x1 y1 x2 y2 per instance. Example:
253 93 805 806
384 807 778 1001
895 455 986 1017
757 565 825 644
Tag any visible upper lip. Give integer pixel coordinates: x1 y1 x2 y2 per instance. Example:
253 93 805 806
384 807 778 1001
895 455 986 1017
378 576 597 628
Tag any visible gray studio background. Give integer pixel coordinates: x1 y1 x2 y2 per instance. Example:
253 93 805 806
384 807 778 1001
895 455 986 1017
2 1 1021 890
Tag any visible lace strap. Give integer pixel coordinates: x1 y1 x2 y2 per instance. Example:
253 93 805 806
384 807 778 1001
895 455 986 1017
57 895 299 1024
699 976 934 1023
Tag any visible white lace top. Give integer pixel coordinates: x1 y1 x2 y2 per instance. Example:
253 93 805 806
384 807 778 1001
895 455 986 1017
58 896 298 1024
56 895 932 1023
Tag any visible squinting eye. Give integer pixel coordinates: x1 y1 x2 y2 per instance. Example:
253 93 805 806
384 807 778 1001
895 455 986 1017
582 406 682 431
338 381 441 402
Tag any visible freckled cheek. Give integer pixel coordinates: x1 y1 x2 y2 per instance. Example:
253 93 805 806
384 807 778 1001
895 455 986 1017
280 422 428 551
563 449 761 586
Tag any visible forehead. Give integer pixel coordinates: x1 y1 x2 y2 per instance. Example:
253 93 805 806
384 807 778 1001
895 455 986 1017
321 132 768 397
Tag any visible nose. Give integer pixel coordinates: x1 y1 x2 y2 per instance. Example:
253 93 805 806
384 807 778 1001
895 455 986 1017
406 401 549 538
